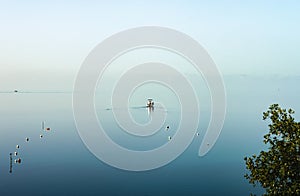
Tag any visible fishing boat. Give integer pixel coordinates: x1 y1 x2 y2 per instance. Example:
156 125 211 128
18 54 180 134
147 98 154 107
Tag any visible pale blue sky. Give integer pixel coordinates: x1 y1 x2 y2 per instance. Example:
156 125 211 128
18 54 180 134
1 1 300 90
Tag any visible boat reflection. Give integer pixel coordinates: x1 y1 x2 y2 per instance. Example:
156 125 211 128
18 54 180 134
147 105 154 116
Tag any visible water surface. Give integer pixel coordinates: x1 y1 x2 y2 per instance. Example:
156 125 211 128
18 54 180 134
1 75 299 195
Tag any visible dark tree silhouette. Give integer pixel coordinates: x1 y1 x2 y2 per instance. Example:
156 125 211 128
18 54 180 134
244 104 300 195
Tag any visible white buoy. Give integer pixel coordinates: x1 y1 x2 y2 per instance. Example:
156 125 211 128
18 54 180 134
16 145 19 149
196 132 200 136
40 134 43 138
166 125 170 131
14 152 18 156
26 137 29 142
168 136 172 141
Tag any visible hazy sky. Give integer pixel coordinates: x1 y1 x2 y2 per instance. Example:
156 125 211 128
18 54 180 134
1 1 300 90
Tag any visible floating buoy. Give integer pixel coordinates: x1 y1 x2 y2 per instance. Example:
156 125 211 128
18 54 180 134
45 127 50 131
9 153 13 173
14 152 18 156
168 136 172 141
196 132 200 136
166 125 170 131
25 137 29 142
40 134 43 138
16 145 19 149
14 158 21 164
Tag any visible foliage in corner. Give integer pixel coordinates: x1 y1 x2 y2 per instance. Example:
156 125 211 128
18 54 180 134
244 104 300 195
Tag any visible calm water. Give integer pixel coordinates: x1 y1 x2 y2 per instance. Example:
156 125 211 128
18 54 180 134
1 75 300 196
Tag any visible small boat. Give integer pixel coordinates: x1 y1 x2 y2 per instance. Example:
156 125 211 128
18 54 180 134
147 98 154 107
